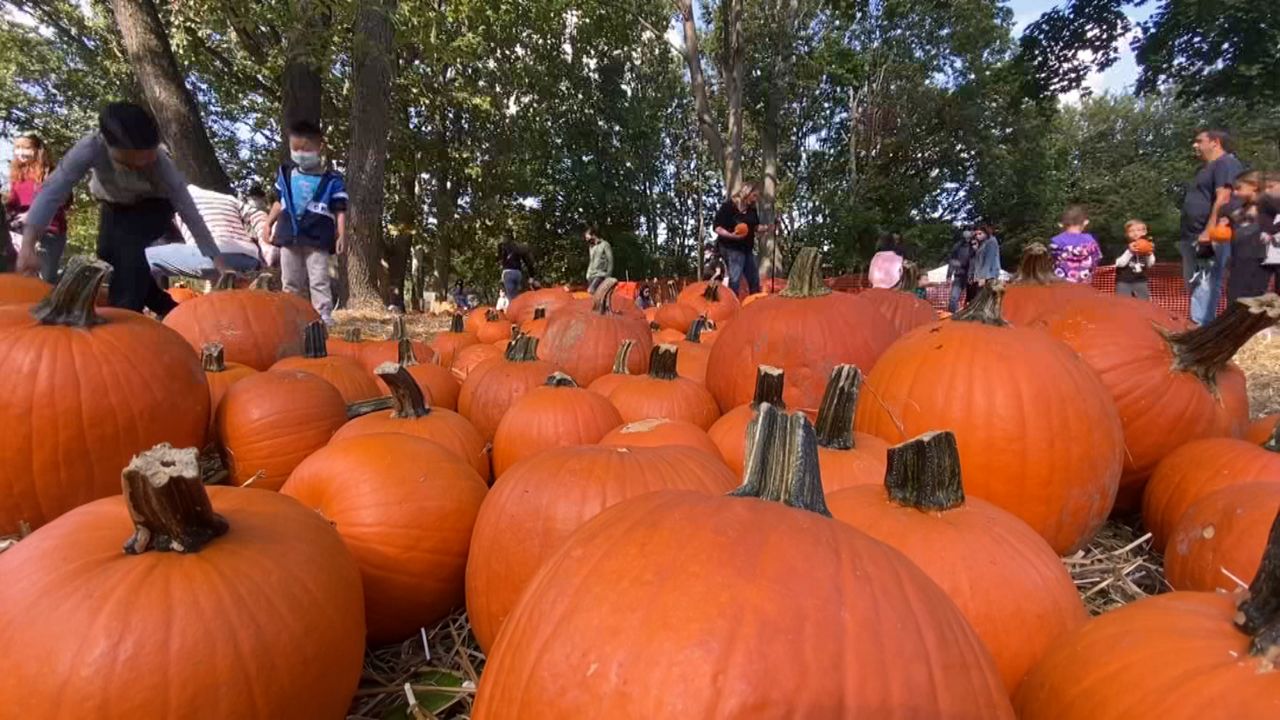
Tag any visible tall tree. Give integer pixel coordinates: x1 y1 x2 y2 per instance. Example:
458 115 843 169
108 0 231 191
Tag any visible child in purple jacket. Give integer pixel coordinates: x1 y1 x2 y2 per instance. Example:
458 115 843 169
1049 205 1102 284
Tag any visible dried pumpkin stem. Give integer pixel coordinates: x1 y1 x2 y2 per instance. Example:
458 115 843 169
702 283 721 302
343 327 362 343
449 313 465 333
648 344 679 380
1013 243 1058 285
592 278 620 314
814 365 860 450
301 320 328 358
122 444 229 554
685 316 710 343
249 273 280 292
545 371 577 387
532 306 547 321
201 343 227 372
397 337 420 367
780 247 831 298
884 431 965 511
751 365 786 408
893 261 920 293
390 315 409 341
611 340 636 375
730 403 831 517
1235 507 1280 657
346 397 395 419
1167 294 1280 389
374 363 431 418
953 281 1009 327
505 335 540 362
215 271 238 290
30 257 109 327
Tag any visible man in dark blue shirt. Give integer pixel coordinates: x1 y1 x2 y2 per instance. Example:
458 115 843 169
1180 129 1244 325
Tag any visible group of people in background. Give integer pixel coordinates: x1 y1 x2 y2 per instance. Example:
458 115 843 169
945 225 1003 312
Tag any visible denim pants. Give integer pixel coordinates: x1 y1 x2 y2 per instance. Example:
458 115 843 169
948 276 967 313
721 244 760 296
146 243 260 279
502 269 523 300
1182 240 1230 325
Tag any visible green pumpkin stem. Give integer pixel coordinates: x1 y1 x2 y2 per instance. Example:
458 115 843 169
1013 243 1058 285
122 443 229 555
893 261 921 293
373 363 431 418
397 337 420 367
685 316 711 343
592 278 620 314
648 344 679 380
545 371 577 387
884 431 965 511
30 257 109 327
814 365 861 450
201 343 227 372
300 320 328 358
730 403 831 517
610 339 636 375
1235 506 1280 657
449 313 465 334
1166 294 1280 391
953 281 1009 327
780 247 831 298
751 365 786 408
505 335 540 362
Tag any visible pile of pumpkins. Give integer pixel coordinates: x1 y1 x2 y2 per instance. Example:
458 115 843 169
0 246 1277 719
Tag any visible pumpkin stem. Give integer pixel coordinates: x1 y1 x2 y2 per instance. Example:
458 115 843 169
893 261 921 293
449 313 465 333
730 403 831 517
30 257 108 327
780 247 831 298
215 271 239 290
1166 294 1280 391
249 273 280 292
301 320 328 358
591 278 620 314
545 371 577 387
122 443 229 554
702 283 721 302
504 334 540 362
750 365 786 408
374 363 431 418
1265 422 1280 454
685 316 710 343
346 396 396 419
397 337 420 367
814 365 860 450
610 339 636 375
884 431 965 511
649 320 661 332
952 281 1008 327
390 315 409 342
201 343 227 372
648 344 679 380
532 306 547 321
485 308 501 322
1012 243 1058 285
342 327 362 343
1235 507 1280 657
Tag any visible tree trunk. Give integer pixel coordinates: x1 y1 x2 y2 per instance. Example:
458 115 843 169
722 0 745 194
432 174 458 294
344 0 398 312
281 0 328 157
757 0 798 281
677 0 732 192
385 145 417 313
108 0 231 192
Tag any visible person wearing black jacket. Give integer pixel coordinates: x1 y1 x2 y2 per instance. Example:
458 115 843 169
712 182 768 296
1226 171 1276 300
946 229 973 312
498 233 537 300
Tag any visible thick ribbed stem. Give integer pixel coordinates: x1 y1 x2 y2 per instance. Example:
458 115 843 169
751 365 786 408
953 281 1009 327
702 283 721 303
730 403 830 516
592 278 620 314
504 335 540 362
1235 507 1280 657
342 327 362 343
201 343 227 372
374 363 431 418
122 444 229 554
1166 295 1280 390
300 320 328 358
648 344 679 380
780 247 831 298
397 337 420 366
545 372 577 387
884 431 965 511
893 261 921 293
1013 243 1058 285
814 365 860 450
611 340 636 374
30 258 108 326
685 316 710 343
449 313 465 333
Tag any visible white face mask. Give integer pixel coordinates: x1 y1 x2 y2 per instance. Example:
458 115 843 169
292 151 322 170
14 149 35 163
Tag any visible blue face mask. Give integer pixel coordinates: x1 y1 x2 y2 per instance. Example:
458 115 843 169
291 151 322 170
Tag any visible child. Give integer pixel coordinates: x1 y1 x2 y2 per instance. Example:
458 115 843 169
1048 205 1102 283
6 132 71 282
1114 220 1156 300
1260 171 1280 292
261 121 348 324
1226 171 1276 300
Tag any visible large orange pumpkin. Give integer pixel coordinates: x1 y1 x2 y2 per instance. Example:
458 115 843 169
856 284 1124 554
828 431 1086 693
1039 294 1272 507
539 278 652 386
450 341 501 383
598 417 723 460
0 272 50 306
1014 513 1280 719
270 321 382 404
0 260 209 535
166 284 200 304
472 405 1013 717
652 301 700 334
1165 483 1280 593
1001 243 1097 326
201 342 257 432
473 308 515 345
214 369 348 491
491 372 623 477
811 365 890 494
0 444 365 718
357 316 438 372
585 339 637 397
335 365 490 483
708 365 786 476
459 336 559 442
505 286 575 327
429 313 478 368
604 345 721 429
163 285 318 370
858 262 938 337
677 280 740 326
519 306 550 340
282 432 486 645
465 443 741 651
379 336 460 410
705 247 896 413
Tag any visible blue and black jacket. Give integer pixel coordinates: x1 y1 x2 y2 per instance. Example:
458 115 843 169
272 163 349 251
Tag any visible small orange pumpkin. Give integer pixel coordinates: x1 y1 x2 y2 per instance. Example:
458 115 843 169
709 365 786 476
458 335 559 442
605 345 721 430
474 308 515 345
677 281 740 326
357 316 438 372
598 417 723 460
429 313 478 368
1165 482 1280 593
1208 222 1233 243
164 285 318 370
653 302 700 334
271 321 382 403
492 372 623 477
450 342 502 383
201 342 258 432
382 336 460 410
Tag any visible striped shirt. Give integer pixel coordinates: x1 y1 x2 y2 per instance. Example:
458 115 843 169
175 184 266 259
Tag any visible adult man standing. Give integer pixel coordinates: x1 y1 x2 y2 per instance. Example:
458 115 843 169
584 224 613 293
1181 129 1244 325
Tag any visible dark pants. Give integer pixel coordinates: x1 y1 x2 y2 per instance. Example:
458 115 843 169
948 276 968 312
1115 280 1150 300
501 269 523 300
1228 259 1280 301
721 244 761 296
98 198 178 317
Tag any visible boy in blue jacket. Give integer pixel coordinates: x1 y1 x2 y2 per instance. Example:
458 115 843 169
261 121 348 324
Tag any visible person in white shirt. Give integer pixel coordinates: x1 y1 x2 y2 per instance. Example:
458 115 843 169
146 183 267 278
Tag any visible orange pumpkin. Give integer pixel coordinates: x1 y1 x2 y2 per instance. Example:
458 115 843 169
505 287 575 326
1245 414 1279 446
651 325 684 344
708 365 786 476
519 306 549 340
379 336 460 410
464 305 497 333
473 308 515 345
672 316 714 384
0 272 50 306
429 313 478 368
1040 293 1267 508
1000 243 1098 326
164 285 318 370
857 283 1125 554
585 339 637 397
858 263 937 337
0 260 209 535
492 372 623 477
828 431 1086 693
326 327 366 360
1208 222 1233 243
605 345 720 429
201 342 257 432
465 443 738 651
0 444 365 718
1142 437 1280 551
705 248 896 413
472 405 1013 717
450 341 502 383
336 365 490 483
540 279 652 386
653 301 700 334
677 280 740 326
271 321 382 403
733 221 749 236
357 316 438 372
283 432 486 644
1165 483 1280 593
598 417 723 460
811 365 890 494
459 335 559 442
1014 515 1280 719
214 369 348 490
166 284 200 304
1130 238 1155 256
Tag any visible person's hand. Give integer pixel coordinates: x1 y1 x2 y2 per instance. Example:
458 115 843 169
15 243 40 276
335 235 347 255
1197 230 1210 244
260 226 274 246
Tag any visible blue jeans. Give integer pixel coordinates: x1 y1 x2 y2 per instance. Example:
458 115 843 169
146 243 261 278
721 244 760 296
948 276 967 313
587 275 607 294
502 268 523 300
1183 240 1230 325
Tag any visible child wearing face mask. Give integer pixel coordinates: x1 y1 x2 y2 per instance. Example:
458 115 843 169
261 121 348 324
16 102 225 316
6 133 71 282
